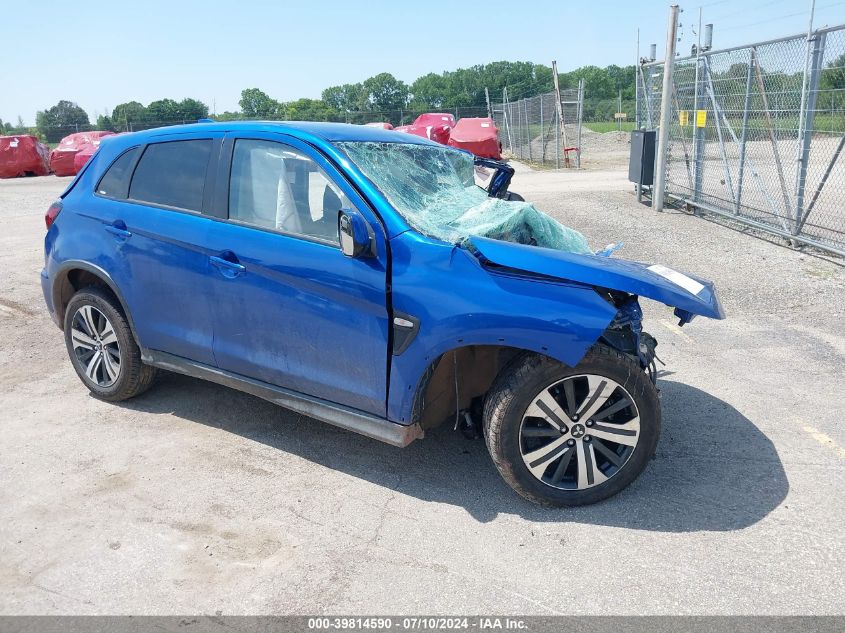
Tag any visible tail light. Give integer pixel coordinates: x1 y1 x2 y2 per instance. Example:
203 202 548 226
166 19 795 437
45 200 63 229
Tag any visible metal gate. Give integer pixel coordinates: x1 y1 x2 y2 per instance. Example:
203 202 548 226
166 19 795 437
639 25 845 256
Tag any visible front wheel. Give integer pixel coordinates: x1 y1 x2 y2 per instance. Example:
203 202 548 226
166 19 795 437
483 346 660 506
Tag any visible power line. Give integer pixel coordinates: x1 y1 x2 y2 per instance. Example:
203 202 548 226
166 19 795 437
717 1 844 32
706 0 793 23
688 0 732 9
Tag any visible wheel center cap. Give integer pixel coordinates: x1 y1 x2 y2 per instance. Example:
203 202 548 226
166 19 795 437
571 423 586 438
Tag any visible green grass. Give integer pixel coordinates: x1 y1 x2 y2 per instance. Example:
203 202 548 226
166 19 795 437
584 121 636 133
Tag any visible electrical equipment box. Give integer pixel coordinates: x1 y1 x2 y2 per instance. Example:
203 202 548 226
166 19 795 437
629 130 656 186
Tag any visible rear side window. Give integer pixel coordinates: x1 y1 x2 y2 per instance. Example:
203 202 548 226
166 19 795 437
129 139 212 212
96 146 141 199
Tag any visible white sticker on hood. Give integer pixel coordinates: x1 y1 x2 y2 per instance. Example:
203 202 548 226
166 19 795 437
647 264 705 296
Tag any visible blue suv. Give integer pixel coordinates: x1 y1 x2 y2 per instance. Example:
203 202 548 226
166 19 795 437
42 122 723 506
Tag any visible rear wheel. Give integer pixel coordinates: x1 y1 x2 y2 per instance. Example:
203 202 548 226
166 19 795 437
64 287 157 401
483 346 660 506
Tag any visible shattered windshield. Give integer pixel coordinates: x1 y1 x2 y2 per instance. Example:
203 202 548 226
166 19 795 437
336 141 592 254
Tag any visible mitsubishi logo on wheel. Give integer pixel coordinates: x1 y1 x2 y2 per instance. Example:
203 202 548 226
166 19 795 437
571 423 586 438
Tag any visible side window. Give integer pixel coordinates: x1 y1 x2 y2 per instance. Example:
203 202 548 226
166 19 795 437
129 139 212 212
96 146 141 199
229 139 350 243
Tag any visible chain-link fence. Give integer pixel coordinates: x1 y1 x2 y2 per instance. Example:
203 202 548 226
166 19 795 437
492 85 584 168
639 24 845 256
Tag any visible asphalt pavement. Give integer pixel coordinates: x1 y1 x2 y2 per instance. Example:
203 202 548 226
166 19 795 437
1 168 843 615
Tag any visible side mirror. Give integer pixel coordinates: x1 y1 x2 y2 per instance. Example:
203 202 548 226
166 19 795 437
338 208 375 258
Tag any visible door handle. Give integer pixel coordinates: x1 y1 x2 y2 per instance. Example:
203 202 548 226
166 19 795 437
210 254 245 278
105 220 131 239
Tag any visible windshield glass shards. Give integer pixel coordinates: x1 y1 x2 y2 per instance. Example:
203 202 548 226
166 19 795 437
337 141 592 255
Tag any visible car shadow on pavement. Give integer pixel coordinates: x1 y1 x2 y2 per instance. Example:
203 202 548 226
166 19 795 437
118 373 788 532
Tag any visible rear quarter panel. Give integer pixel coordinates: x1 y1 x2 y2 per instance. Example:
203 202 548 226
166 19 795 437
43 162 129 309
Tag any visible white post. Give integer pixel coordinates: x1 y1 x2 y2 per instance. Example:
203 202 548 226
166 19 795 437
576 79 584 168
618 89 622 132
653 4 680 212
503 88 514 152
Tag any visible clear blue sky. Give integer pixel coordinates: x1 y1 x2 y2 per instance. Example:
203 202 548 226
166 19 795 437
3 0 843 125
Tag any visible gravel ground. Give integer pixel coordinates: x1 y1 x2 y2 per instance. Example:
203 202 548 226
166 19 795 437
506 126 631 170
1 165 843 615
579 129 631 169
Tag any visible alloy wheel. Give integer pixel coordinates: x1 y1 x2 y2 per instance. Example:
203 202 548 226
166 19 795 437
519 374 640 490
70 305 122 387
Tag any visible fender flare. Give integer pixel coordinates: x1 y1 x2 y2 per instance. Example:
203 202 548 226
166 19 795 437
52 259 141 346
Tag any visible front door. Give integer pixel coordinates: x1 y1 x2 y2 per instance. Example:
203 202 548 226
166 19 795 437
206 134 390 416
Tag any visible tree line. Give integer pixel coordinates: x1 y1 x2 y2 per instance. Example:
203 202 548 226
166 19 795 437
4 55 843 142
2 61 640 141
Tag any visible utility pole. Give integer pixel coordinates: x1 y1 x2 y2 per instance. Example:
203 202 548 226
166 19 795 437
653 4 680 212
552 60 567 164
484 87 492 118
635 28 640 129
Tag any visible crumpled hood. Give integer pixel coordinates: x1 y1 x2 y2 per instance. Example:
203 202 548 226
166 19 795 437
467 236 725 320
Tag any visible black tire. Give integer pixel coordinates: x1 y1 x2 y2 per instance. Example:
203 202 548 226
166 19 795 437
483 345 661 506
505 191 525 202
63 286 157 402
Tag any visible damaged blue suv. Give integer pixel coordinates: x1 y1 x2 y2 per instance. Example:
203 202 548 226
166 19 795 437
42 122 724 506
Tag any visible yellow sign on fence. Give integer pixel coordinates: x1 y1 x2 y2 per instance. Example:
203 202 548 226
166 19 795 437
696 109 707 127
679 111 689 126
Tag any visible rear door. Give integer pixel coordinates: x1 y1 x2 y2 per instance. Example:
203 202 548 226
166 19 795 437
91 135 221 364
205 133 390 415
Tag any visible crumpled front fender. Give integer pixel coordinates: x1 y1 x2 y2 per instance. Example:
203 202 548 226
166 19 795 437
387 234 620 424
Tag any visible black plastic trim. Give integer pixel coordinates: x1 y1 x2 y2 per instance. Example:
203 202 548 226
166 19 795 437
141 350 424 448
211 135 234 219
392 312 420 356
201 137 222 217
